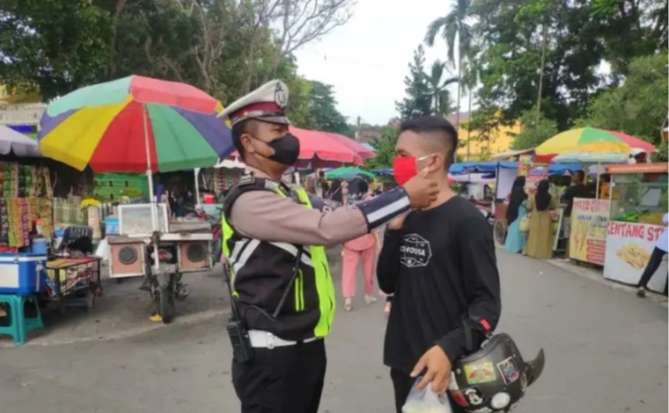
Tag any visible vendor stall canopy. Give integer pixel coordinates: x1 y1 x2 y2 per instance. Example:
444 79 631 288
449 161 582 176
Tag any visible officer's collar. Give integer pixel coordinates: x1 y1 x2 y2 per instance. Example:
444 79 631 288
240 168 292 195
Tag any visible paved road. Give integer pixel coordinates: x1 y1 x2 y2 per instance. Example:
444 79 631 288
0 251 666 413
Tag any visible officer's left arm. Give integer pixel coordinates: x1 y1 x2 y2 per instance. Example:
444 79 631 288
437 215 501 362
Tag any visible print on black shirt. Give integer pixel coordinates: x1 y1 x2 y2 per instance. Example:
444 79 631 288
377 196 502 374
399 234 432 268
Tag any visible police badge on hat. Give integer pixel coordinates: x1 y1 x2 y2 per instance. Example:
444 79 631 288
218 80 291 126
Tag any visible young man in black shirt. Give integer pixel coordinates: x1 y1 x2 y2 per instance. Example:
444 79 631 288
560 170 593 257
377 116 501 413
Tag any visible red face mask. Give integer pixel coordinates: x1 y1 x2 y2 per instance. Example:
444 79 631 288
393 156 418 185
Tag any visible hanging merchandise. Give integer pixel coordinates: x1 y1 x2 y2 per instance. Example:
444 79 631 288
0 162 53 250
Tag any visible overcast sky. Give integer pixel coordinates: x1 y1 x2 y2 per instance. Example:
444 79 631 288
293 0 469 126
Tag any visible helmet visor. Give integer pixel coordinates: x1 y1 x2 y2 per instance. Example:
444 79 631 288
525 348 545 386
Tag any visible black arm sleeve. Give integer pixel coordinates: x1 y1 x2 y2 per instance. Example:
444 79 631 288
437 215 501 362
377 228 404 294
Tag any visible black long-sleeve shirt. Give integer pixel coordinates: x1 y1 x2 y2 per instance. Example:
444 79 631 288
378 196 501 374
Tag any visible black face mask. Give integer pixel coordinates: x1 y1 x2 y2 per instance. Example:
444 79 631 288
264 133 300 166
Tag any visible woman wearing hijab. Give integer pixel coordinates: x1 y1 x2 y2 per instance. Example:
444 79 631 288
504 176 528 253
525 179 557 259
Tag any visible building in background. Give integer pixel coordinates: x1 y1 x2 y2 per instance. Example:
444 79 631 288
447 111 522 160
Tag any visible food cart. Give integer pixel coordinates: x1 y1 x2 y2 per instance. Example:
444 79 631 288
106 203 214 323
603 163 668 292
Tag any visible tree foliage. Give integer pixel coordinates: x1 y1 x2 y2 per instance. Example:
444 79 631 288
305 80 351 135
365 127 399 170
511 107 559 150
0 0 353 128
395 45 432 119
420 0 668 159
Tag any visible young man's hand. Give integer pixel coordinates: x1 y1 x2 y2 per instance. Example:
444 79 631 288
411 345 452 394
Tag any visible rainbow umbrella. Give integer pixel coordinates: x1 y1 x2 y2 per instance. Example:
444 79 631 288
38 75 232 173
535 127 655 159
551 142 630 163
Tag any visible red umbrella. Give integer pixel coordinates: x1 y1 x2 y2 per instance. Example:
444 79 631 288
322 132 375 160
290 126 363 164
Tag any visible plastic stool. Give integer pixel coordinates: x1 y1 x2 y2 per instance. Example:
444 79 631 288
0 294 44 346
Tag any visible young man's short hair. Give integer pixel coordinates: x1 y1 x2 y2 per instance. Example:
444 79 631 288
399 116 459 169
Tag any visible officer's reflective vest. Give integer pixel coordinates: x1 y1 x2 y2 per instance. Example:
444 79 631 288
222 186 336 340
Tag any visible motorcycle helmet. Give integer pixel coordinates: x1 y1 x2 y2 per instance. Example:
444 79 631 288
448 330 545 413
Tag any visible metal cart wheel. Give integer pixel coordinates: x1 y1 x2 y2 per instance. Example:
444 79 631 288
158 285 176 324
493 219 508 246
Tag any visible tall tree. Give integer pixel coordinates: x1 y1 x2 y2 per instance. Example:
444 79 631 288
424 61 458 116
424 0 473 154
575 53 668 160
305 80 350 135
395 45 431 119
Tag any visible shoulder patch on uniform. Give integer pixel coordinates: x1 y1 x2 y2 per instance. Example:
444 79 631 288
238 174 255 186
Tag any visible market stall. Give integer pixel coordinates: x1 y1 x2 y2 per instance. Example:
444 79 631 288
38 75 232 323
603 163 668 292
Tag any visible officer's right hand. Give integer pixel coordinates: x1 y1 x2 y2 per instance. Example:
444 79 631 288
402 169 438 209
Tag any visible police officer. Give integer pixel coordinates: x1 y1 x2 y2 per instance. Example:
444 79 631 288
218 80 438 413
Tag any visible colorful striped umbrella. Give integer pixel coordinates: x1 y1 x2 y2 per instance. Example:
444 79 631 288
535 127 655 158
38 75 232 173
551 142 630 163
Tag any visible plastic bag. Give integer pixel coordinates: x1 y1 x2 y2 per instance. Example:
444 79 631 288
402 378 453 413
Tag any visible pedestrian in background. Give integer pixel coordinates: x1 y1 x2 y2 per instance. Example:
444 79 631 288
525 179 556 259
504 176 527 254
341 179 382 311
637 213 668 299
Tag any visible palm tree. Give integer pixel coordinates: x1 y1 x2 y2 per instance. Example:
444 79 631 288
425 0 473 157
424 60 459 116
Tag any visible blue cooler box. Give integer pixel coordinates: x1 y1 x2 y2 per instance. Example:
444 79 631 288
105 217 120 235
0 253 47 294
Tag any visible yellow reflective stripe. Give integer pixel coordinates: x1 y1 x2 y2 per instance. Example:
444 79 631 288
294 188 336 337
221 215 239 298
299 271 305 311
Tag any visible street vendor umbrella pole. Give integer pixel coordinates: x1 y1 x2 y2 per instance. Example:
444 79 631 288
38 75 235 270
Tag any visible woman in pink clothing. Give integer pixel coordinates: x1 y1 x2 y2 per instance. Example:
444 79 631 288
341 178 381 311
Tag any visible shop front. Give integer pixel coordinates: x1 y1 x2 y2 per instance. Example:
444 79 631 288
603 163 668 292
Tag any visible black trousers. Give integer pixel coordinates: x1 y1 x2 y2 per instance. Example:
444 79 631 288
232 339 327 413
391 368 467 413
638 247 668 292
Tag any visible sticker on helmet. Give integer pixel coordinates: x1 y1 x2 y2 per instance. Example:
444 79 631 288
469 408 493 413
497 356 520 384
464 387 485 406
450 390 468 407
464 362 497 385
